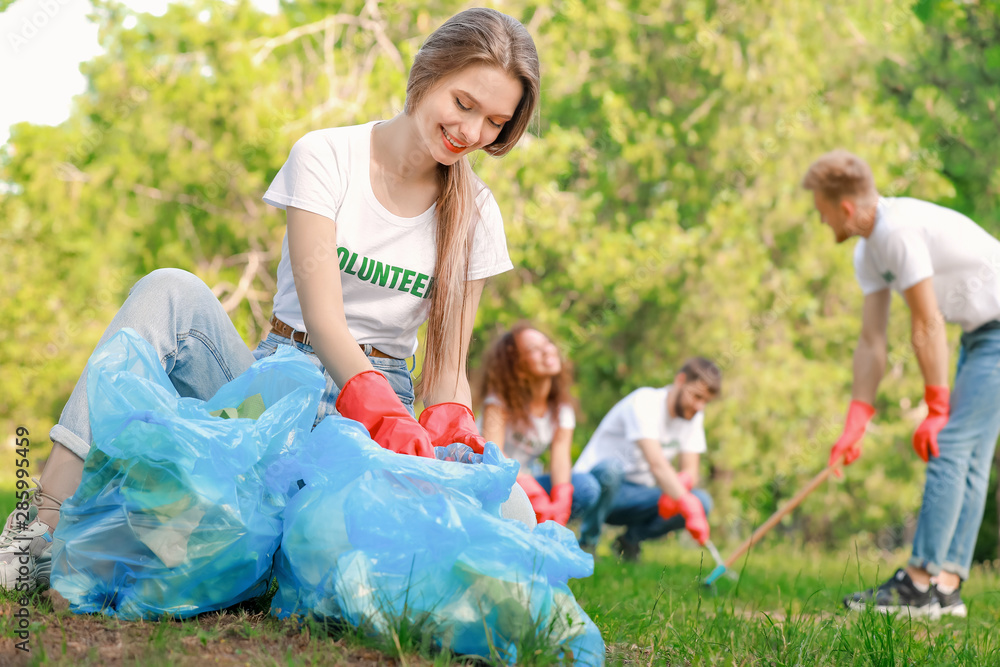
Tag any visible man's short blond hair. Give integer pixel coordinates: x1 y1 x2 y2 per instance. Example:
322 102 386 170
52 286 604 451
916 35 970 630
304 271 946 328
679 357 722 396
802 149 877 203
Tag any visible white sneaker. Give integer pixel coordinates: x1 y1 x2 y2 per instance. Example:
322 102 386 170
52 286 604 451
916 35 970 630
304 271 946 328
0 484 56 593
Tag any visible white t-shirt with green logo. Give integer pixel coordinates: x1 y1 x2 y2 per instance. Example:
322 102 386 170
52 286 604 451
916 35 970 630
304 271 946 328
572 385 707 487
263 121 513 359
480 395 576 471
854 197 1000 333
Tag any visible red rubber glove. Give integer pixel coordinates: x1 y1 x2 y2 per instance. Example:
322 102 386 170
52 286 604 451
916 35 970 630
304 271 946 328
335 370 434 458
676 471 695 491
549 483 574 526
657 491 710 545
828 400 876 473
913 385 949 463
517 475 554 523
417 402 487 454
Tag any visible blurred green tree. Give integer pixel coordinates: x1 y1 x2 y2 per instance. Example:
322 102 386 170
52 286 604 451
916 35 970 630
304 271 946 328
1 0 990 555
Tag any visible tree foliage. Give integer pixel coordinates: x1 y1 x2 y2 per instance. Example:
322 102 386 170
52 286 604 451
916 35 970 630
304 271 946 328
2 0 996 550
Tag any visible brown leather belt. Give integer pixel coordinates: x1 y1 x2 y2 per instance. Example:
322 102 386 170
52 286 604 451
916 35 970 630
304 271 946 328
269 315 396 359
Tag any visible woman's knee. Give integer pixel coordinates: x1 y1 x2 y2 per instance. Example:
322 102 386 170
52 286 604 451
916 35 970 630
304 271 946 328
129 268 213 303
123 269 223 323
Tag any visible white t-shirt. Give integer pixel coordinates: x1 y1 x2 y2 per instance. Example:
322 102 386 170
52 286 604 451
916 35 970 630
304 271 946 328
480 395 576 470
262 121 513 359
854 197 1000 333
572 385 707 487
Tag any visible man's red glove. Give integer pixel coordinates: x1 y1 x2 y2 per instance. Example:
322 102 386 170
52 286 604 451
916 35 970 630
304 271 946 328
549 483 574 526
828 400 876 471
657 492 710 545
517 476 554 523
335 370 434 458
913 385 949 463
418 402 486 454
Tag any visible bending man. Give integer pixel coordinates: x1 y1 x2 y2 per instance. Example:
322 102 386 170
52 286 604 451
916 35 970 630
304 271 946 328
572 358 720 560
804 149 1000 617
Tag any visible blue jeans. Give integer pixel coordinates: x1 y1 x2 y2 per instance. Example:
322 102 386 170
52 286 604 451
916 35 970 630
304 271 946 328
535 473 602 522
50 268 417 459
576 459 713 545
909 321 1000 580
577 460 625 547
607 484 713 545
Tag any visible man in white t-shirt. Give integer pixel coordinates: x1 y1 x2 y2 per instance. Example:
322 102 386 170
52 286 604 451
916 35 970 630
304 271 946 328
803 149 1000 618
573 358 721 559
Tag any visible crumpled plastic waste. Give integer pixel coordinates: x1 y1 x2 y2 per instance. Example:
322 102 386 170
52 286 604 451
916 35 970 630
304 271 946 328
433 442 483 464
50 328 324 619
49 328 604 664
270 418 605 665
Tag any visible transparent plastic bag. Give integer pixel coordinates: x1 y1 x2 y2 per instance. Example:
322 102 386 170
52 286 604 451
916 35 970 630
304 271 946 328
270 417 605 665
50 328 324 619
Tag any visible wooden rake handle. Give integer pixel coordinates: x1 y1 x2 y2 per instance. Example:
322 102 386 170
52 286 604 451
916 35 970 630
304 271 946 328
722 465 837 568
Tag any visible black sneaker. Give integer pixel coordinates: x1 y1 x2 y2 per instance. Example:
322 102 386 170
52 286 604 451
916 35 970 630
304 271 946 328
613 534 641 562
932 582 967 618
844 568 940 618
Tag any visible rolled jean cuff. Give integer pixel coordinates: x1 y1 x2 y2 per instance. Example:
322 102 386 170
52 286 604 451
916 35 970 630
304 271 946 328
49 424 90 460
941 560 970 581
907 555 943 578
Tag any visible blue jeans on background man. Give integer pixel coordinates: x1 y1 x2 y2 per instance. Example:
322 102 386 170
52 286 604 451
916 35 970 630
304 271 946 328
606 483 713 545
577 460 623 548
909 321 1000 580
574 459 712 547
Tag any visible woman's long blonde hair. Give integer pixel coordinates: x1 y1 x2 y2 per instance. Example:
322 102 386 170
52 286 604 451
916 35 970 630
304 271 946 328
404 8 540 400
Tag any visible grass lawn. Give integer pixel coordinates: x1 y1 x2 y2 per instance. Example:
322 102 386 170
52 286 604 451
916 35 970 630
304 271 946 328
574 537 1000 665
4 527 1000 665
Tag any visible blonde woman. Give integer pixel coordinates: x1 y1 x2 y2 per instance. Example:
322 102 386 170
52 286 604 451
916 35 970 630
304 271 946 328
1 8 541 592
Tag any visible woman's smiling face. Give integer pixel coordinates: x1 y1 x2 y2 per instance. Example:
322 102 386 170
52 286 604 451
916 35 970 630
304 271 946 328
412 63 523 166
516 328 562 379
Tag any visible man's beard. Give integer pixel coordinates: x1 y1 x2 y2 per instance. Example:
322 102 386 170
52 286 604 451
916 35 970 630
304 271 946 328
674 388 687 420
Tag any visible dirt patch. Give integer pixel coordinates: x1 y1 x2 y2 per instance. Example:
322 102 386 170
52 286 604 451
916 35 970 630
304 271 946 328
0 601 415 667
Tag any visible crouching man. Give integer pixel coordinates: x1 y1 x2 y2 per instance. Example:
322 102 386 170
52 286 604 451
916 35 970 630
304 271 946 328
573 357 721 560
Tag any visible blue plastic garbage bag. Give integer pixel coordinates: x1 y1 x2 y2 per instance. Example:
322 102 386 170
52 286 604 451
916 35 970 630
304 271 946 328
433 442 483 464
270 418 605 665
50 328 324 619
